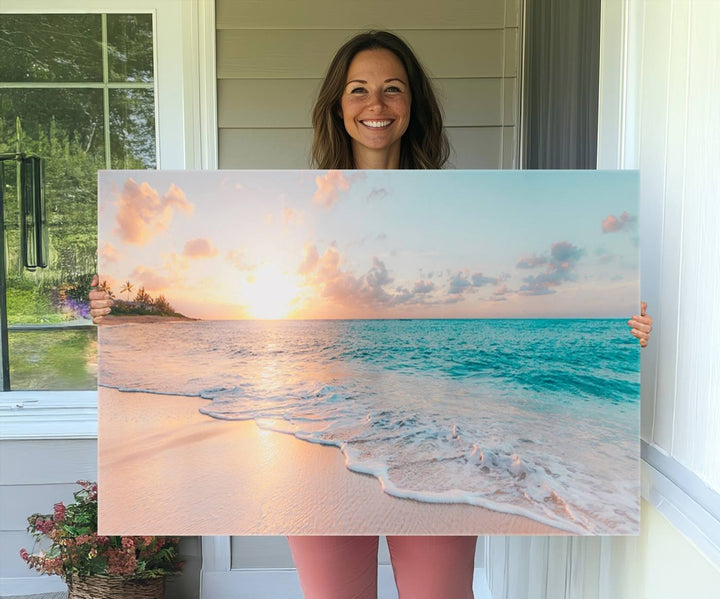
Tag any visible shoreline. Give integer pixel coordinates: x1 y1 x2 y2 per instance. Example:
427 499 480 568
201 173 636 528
98 388 568 536
101 314 199 325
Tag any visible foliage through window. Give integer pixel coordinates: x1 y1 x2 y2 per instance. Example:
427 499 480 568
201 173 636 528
0 13 156 390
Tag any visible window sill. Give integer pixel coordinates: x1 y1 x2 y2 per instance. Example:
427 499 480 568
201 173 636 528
642 441 720 567
0 391 97 440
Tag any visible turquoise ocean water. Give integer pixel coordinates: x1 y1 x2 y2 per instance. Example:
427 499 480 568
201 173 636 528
100 318 640 534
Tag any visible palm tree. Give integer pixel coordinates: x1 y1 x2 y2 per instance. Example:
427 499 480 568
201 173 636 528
98 280 115 299
120 281 134 301
135 287 152 305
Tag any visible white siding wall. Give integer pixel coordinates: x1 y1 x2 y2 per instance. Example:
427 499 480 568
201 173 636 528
0 440 96 594
630 0 719 490
216 0 522 169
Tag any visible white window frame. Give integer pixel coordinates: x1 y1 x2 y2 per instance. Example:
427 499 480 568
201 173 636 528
0 0 217 440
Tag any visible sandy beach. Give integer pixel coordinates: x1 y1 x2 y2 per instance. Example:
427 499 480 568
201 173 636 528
98 388 568 536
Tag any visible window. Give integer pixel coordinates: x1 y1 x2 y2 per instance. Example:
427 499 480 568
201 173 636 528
0 13 156 391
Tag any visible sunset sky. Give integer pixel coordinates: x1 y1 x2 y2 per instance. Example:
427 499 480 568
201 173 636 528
97 170 639 320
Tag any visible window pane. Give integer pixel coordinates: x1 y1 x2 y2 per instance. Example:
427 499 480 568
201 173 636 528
8 329 97 390
0 89 106 162
110 88 157 168
2 89 104 390
0 14 103 82
0 12 157 391
107 14 154 83
1 89 105 282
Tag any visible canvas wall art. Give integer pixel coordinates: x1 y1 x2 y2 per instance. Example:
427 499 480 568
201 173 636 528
97 170 640 536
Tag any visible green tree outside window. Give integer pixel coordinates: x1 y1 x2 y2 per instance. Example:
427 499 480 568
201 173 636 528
0 13 156 390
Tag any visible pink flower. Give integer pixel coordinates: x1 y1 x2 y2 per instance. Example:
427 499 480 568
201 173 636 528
34 518 54 534
19 548 29 562
121 537 135 549
53 502 66 522
107 548 137 576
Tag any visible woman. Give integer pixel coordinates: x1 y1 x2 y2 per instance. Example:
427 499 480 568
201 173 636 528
90 30 653 599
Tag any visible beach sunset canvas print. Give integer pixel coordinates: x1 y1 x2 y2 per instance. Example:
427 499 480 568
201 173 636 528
97 170 640 536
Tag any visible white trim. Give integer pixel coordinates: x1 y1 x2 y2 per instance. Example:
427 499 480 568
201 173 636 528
182 0 218 170
597 0 626 169
0 391 97 440
201 536 232 573
642 457 720 568
517 0 528 169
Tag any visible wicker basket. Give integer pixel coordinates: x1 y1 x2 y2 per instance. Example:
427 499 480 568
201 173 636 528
67 575 164 599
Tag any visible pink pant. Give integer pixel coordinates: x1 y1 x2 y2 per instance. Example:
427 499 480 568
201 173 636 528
287 536 477 599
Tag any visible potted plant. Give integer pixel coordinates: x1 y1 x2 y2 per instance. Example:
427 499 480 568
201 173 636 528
20 480 182 598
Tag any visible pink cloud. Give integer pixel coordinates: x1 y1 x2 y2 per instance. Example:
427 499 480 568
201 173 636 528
131 265 173 292
299 245 440 311
494 284 510 296
99 242 120 264
602 211 636 233
225 249 255 271
298 244 319 275
283 207 300 226
313 171 350 208
183 238 219 259
517 254 547 269
114 179 193 244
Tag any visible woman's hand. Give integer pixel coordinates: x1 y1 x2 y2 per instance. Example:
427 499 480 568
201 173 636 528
628 301 653 348
89 274 113 324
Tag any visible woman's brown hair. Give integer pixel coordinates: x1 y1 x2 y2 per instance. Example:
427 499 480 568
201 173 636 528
311 31 449 170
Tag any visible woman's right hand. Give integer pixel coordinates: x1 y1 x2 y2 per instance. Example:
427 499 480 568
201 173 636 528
89 274 113 324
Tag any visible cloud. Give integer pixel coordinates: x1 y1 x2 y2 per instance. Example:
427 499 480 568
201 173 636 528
493 283 510 296
519 241 584 296
313 171 350 208
162 252 190 272
299 245 437 309
448 271 497 296
283 207 300 226
595 247 616 264
130 265 173 292
99 242 120 264
602 211 636 233
366 256 393 288
471 272 495 287
413 280 435 294
448 272 473 295
517 254 547 269
114 179 193 244
298 243 320 276
182 238 219 259
226 248 255 272
549 241 583 270
367 187 388 201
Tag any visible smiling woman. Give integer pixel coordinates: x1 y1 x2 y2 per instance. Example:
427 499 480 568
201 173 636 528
241 263 302 320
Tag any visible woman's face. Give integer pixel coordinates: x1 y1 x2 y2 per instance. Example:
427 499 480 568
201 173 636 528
340 49 411 165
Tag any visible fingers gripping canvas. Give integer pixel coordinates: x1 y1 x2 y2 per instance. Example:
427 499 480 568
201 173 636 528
97 170 640 536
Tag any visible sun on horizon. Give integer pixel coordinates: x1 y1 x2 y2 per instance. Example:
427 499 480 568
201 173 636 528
240 263 302 320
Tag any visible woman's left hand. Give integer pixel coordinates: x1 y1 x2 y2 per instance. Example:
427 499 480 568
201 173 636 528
628 301 653 348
